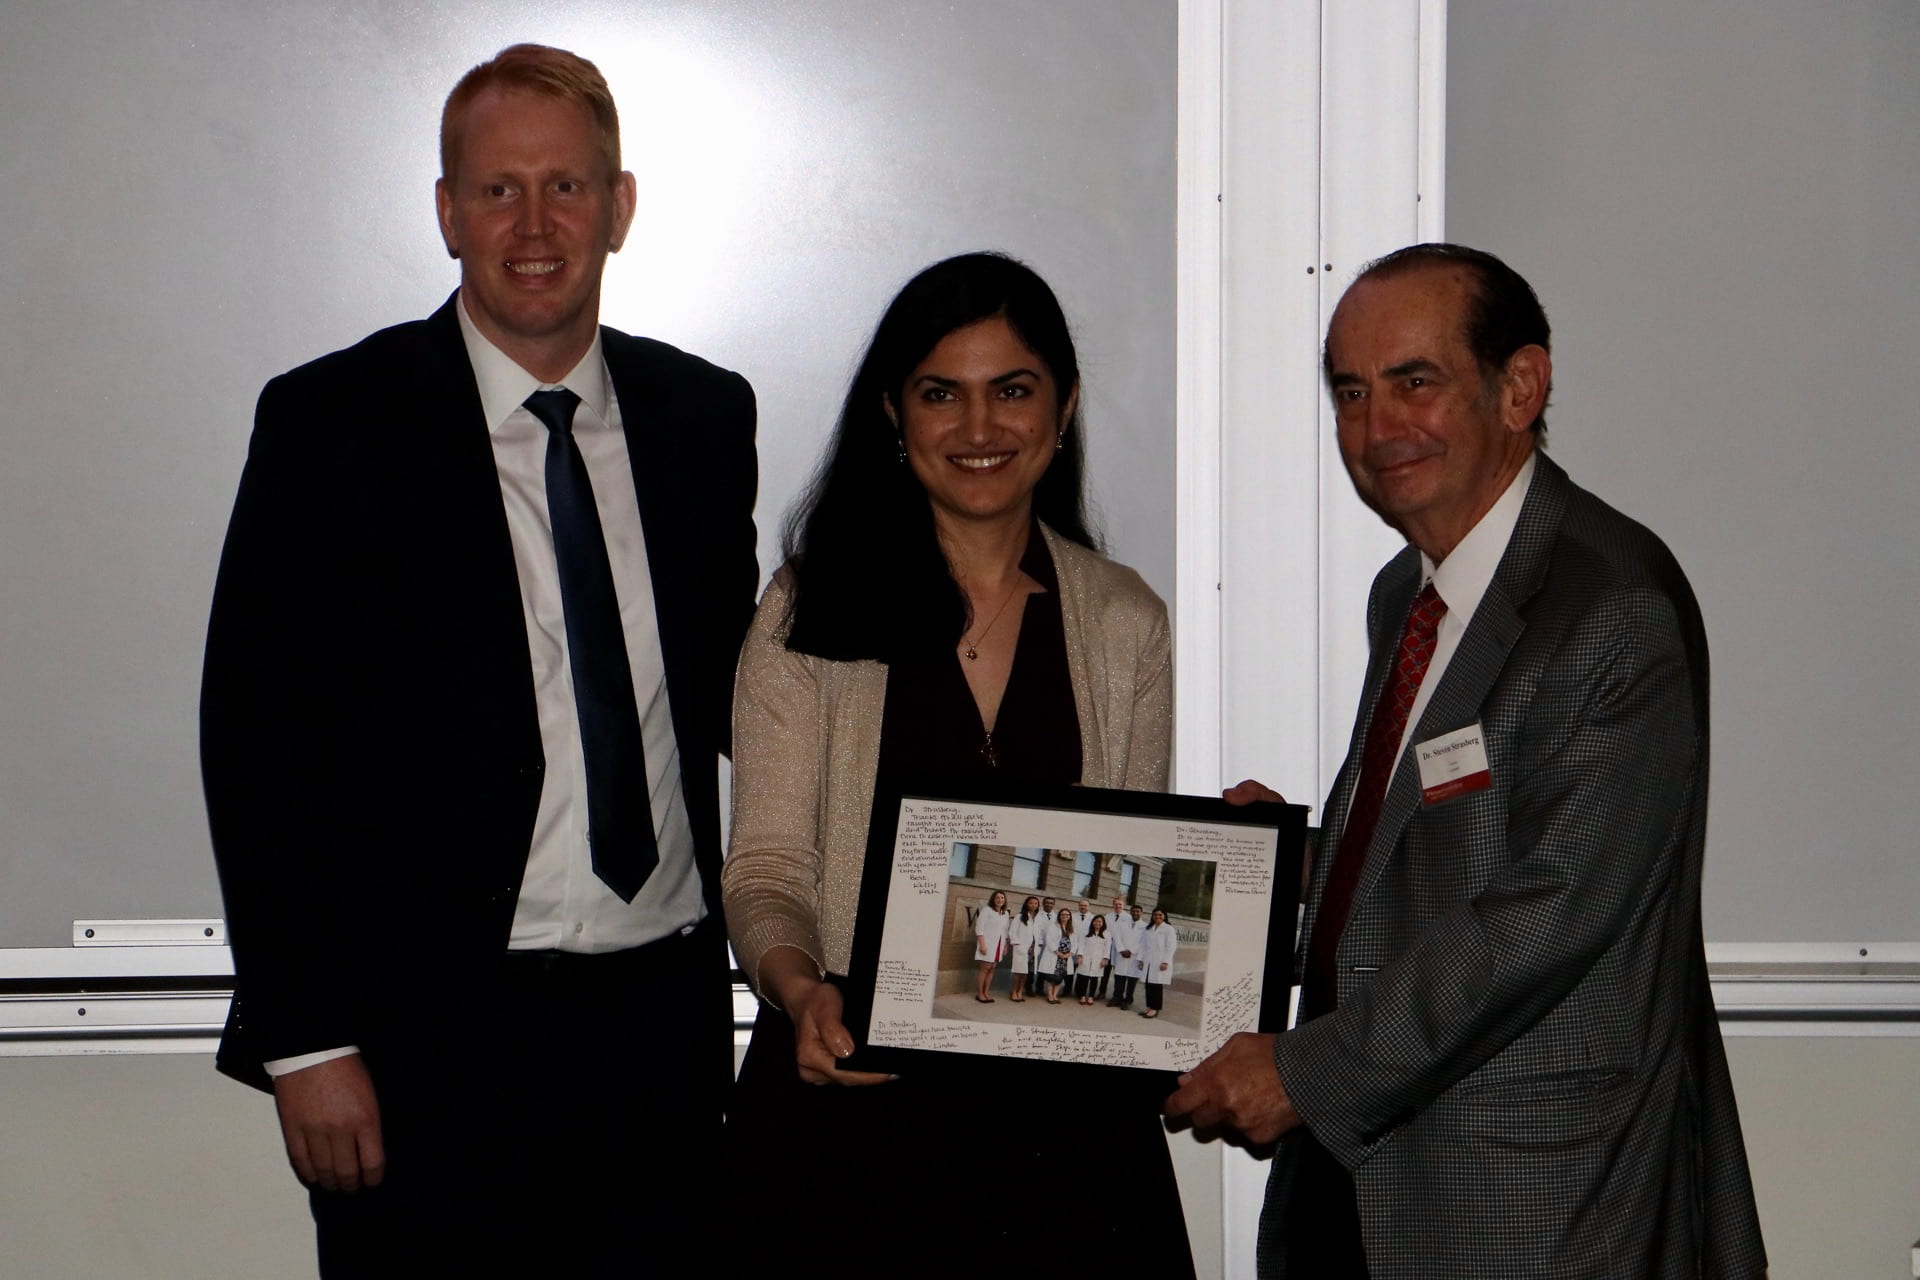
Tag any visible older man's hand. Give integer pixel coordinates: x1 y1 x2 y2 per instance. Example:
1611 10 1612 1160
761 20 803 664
1163 1031 1301 1145
1222 778 1288 806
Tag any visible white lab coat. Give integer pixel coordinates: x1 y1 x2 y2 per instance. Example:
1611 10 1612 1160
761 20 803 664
1008 913 1041 975
1076 932 1111 975
1035 921 1074 984
1140 921 1177 983
1111 914 1147 977
975 904 1011 962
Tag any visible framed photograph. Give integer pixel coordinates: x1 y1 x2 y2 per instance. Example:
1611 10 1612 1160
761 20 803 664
839 779 1307 1094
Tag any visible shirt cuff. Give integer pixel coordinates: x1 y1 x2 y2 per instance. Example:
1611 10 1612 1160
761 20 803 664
263 1046 361 1078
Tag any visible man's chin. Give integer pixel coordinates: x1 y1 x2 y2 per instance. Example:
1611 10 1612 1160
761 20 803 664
1354 484 1420 531
484 303 591 347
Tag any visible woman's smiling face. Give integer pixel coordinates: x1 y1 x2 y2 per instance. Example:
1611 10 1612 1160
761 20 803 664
888 314 1076 535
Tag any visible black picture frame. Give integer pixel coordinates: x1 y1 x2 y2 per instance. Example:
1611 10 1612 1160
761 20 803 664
839 778 1306 1097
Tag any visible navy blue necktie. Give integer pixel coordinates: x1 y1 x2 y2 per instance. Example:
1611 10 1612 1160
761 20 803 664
525 388 658 902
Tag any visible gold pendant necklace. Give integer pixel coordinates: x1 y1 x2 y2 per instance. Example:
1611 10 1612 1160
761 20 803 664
962 580 1024 661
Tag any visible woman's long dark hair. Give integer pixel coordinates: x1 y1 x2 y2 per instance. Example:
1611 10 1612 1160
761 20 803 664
781 252 1099 661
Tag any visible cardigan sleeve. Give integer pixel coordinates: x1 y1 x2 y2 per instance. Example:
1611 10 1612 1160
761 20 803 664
720 572 830 997
1122 591 1173 793
1045 526 1172 794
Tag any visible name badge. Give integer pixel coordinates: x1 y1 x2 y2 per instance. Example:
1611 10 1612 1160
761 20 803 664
1414 723 1493 805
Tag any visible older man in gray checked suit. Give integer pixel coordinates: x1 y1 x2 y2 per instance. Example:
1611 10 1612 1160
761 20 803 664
1167 244 1767 1279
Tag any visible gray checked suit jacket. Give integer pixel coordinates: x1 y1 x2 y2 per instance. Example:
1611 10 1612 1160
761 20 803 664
1262 454 1766 1279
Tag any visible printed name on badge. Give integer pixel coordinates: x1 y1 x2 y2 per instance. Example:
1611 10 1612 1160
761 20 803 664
1415 723 1493 805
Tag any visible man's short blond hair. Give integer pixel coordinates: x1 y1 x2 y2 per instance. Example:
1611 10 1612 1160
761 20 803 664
440 43 621 185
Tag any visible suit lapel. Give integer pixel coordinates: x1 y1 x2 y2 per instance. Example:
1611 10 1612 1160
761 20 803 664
602 330 693 711
1301 549 1421 951
409 294 543 756
1329 551 1423 831
1349 455 1571 910
601 330 724 881
408 296 497 516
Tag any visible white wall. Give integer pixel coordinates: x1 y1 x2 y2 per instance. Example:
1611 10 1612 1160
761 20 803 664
1444 0 1920 945
4 1034 1914 1278
1723 1035 1920 1277
0 1055 310 1279
0 0 1175 949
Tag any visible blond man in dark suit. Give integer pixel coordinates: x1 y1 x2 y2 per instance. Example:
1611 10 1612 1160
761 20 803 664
202 44 756 1276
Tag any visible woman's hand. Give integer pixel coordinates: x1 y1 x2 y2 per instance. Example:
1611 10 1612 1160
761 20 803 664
783 981 893 1086
761 948 893 1087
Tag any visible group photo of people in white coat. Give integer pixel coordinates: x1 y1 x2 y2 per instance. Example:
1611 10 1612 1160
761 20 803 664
951 881 1206 1036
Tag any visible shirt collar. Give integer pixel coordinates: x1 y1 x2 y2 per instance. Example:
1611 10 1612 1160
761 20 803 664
1421 450 1537 627
455 291 612 434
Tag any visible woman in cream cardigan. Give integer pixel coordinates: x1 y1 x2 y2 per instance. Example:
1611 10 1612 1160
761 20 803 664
720 253 1190 1274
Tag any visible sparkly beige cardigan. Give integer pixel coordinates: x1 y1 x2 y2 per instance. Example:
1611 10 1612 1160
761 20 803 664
722 525 1172 995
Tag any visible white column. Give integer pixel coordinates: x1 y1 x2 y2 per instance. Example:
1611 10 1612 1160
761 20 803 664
1177 2 1444 1274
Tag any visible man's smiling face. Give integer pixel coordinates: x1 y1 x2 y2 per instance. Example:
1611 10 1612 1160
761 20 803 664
436 86 635 381
1325 265 1540 562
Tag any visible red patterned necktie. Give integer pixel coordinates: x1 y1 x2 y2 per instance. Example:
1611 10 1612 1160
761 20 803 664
1302 581 1447 1019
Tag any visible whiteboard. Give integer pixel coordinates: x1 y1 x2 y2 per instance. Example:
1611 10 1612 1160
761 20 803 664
0 0 1175 948
1445 0 1920 943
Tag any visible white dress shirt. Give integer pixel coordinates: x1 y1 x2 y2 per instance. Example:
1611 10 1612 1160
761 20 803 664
1392 451 1537 770
461 297 706 954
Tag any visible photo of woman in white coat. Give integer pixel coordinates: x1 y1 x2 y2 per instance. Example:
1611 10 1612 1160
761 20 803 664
1074 914 1110 1005
974 890 1011 1003
1038 906 1075 1004
1007 895 1042 1002
1139 907 1177 1019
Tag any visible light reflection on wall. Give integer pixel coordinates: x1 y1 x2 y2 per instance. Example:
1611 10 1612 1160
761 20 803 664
595 34 787 344
0 0 1174 949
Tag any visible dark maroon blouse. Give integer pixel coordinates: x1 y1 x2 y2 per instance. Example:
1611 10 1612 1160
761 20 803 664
875 527 1082 787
